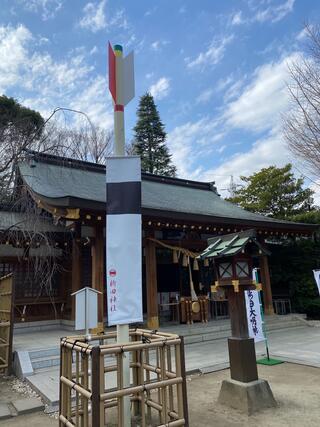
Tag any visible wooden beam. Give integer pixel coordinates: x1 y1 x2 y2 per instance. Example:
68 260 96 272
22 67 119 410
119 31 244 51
259 255 275 315
145 238 159 329
71 223 82 321
92 223 104 325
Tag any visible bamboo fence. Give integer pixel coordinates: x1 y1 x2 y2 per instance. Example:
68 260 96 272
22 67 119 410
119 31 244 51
0 274 14 374
59 328 189 427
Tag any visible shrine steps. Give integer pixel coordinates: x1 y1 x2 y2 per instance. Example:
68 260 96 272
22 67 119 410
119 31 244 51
161 314 307 345
14 314 306 377
29 348 60 371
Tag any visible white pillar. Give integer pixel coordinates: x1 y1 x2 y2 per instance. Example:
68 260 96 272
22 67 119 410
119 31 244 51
113 44 131 427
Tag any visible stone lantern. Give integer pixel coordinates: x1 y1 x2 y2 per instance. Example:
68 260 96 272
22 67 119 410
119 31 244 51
199 229 277 414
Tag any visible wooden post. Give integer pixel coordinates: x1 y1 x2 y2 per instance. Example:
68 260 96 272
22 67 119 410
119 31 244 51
92 223 105 324
179 336 189 427
226 288 258 383
259 255 275 315
227 289 249 338
145 239 159 329
71 222 82 321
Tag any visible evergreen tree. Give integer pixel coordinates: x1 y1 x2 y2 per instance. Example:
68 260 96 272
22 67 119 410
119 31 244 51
226 164 314 219
133 93 176 176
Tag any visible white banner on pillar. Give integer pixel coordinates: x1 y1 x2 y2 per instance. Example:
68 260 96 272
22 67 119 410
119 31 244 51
313 269 320 296
106 156 142 326
245 290 265 343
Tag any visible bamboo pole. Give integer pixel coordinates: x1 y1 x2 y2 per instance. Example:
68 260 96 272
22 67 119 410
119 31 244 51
139 349 145 427
158 420 185 427
60 377 92 400
59 344 65 427
59 414 76 427
156 347 162 423
145 348 152 421
160 346 168 424
179 337 189 427
91 346 104 427
117 352 124 427
167 346 174 417
101 378 183 400
82 353 89 427
175 344 183 421
75 351 79 426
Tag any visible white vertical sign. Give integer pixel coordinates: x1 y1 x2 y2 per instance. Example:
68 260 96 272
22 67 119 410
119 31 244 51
245 289 265 343
106 156 142 326
72 287 99 334
313 269 320 295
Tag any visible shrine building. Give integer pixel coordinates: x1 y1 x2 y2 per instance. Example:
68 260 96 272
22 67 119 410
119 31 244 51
0 151 317 329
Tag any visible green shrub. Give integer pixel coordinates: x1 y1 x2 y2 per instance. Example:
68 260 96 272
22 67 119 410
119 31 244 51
305 299 320 320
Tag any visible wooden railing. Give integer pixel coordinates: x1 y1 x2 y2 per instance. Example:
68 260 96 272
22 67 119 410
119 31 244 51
59 329 189 427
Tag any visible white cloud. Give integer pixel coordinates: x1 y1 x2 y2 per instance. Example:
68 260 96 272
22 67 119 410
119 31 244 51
89 46 98 55
149 77 171 100
78 1 128 33
79 0 107 32
70 76 113 129
296 26 311 41
231 11 244 25
0 24 113 128
0 24 32 90
168 51 305 195
201 128 290 192
223 78 247 102
196 88 214 104
217 145 227 154
186 35 234 69
144 6 157 17
151 40 169 51
253 0 295 24
18 0 63 20
167 118 222 179
224 53 299 132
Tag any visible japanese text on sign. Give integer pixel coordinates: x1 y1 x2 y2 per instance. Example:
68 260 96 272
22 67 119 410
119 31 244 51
245 290 265 343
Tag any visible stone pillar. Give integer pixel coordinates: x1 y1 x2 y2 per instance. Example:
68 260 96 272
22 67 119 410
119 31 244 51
259 255 274 315
145 239 159 329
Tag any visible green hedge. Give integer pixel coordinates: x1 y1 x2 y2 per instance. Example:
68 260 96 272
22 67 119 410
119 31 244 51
269 239 320 316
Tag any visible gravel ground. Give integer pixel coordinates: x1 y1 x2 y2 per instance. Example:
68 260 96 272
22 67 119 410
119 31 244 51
187 362 320 427
1 362 320 426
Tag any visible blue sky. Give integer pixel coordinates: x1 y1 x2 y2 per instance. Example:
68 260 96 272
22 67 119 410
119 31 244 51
1 0 319 197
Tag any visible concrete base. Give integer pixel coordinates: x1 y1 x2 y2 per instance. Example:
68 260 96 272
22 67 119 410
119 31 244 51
218 378 277 415
13 350 34 379
12 398 44 415
0 402 12 421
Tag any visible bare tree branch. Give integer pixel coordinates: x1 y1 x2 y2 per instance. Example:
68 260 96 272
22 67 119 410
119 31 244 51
284 24 320 178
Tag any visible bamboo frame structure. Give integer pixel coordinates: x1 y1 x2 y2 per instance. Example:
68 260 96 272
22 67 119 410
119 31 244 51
59 329 189 427
0 274 14 375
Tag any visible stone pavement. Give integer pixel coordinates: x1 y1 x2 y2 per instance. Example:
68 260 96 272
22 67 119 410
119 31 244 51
0 398 44 422
24 324 320 408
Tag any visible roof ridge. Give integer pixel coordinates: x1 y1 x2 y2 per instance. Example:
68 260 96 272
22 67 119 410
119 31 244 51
23 150 218 191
